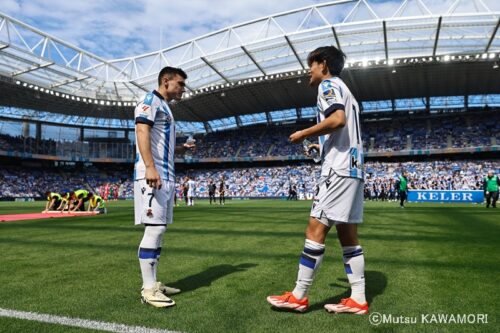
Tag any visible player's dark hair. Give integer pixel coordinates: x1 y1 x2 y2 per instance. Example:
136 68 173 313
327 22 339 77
158 66 187 86
307 46 346 76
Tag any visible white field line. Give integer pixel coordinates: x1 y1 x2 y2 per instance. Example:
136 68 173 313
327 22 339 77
0 307 185 333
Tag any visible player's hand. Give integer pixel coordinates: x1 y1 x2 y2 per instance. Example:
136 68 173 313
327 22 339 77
289 131 305 144
183 142 196 150
305 143 320 156
145 166 162 189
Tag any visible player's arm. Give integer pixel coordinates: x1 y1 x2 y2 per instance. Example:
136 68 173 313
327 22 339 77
174 142 196 154
289 110 346 143
291 82 346 143
72 198 83 211
136 123 161 189
48 198 57 210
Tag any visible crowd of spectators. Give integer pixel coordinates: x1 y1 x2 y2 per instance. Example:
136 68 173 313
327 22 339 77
0 134 133 159
1 160 497 199
2 111 498 161
0 165 130 199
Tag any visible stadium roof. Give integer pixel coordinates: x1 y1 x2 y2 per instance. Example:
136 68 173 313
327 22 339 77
0 0 499 124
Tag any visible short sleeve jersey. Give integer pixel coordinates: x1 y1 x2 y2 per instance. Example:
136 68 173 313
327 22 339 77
187 180 196 192
316 77 364 180
134 90 176 181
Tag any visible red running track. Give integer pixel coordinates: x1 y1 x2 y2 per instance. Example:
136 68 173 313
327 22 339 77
0 211 97 222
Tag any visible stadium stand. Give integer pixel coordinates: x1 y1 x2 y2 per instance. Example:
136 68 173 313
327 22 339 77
2 110 498 160
1 160 497 200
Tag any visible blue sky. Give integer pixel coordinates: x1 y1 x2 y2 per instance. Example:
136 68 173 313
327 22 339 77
2 0 329 59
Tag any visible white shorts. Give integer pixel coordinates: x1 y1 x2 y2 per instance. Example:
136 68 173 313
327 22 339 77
134 179 174 225
187 190 195 197
310 172 364 226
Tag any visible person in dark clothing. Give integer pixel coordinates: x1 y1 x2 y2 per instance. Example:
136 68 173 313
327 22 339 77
208 179 217 204
182 178 189 205
219 178 226 205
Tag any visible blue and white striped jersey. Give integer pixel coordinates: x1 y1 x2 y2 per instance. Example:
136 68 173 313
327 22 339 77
134 90 176 181
316 77 364 180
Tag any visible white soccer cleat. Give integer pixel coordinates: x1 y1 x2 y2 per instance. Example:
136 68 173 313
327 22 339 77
141 286 176 308
156 281 181 296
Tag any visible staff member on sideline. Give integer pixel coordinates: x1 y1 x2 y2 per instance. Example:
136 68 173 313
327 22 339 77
484 170 499 208
44 191 62 212
395 171 409 208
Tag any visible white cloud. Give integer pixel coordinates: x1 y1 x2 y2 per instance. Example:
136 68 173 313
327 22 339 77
3 0 484 60
2 0 325 59
1 0 21 12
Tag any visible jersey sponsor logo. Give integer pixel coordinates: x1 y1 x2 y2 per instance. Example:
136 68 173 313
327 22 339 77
144 93 154 106
321 80 339 102
323 88 337 101
321 80 334 90
323 88 334 96
138 105 150 118
155 109 173 124
350 147 360 169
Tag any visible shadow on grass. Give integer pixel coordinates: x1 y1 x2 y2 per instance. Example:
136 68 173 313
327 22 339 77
308 270 387 312
166 263 258 293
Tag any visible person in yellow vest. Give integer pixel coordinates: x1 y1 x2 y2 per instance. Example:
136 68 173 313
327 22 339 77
483 170 499 208
87 193 107 214
44 192 62 212
56 192 71 211
69 189 89 212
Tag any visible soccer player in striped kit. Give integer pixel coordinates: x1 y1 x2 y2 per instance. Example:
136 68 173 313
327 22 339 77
134 66 195 308
267 46 368 314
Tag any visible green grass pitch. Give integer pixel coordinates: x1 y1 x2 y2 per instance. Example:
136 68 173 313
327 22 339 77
0 200 498 333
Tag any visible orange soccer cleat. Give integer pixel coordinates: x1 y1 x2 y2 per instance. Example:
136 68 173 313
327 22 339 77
324 297 369 314
266 292 309 313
